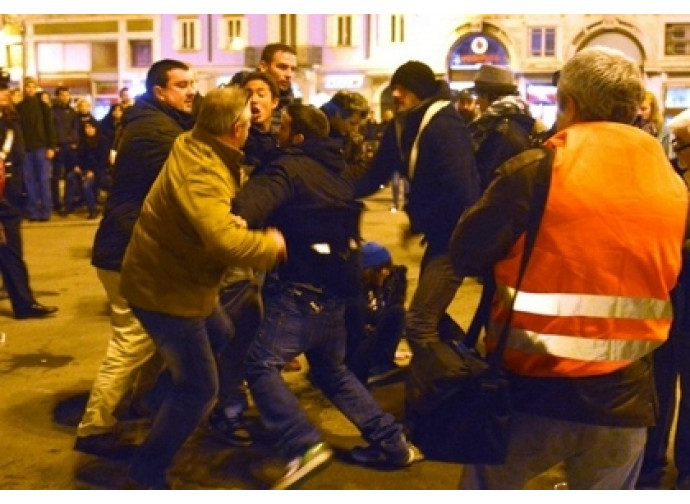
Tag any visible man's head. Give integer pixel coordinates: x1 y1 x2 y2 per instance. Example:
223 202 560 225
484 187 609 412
55 86 70 105
390 61 438 113
259 43 297 94
669 109 690 170
241 71 279 132
556 46 644 132
321 90 369 137
277 103 329 148
23 77 38 98
196 86 251 150
146 59 196 114
454 89 478 123
84 120 98 138
119 87 131 103
76 98 91 115
470 65 517 112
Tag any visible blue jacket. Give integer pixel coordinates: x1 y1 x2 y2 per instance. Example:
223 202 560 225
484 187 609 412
354 83 479 256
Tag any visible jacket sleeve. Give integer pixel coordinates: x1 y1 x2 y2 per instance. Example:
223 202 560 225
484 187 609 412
176 158 280 272
231 163 294 228
353 123 401 198
449 150 541 277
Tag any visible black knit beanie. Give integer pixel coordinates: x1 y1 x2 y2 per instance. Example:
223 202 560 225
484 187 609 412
390 61 437 100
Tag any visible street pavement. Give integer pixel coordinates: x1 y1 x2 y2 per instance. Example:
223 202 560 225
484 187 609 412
0 190 638 490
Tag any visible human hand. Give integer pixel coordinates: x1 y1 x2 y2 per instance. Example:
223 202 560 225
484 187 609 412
46 148 55 160
266 227 287 262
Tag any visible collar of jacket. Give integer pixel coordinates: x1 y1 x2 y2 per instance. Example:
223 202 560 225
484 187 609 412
191 127 244 182
135 92 196 131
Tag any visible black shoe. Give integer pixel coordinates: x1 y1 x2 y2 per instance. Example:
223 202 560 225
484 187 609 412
350 434 424 467
74 432 138 461
207 408 252 447
14 303 59 320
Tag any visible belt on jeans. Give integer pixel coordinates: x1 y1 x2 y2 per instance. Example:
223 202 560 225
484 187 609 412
284 283 329 313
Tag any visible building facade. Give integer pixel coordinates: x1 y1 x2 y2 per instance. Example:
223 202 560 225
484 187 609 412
4 14 690 124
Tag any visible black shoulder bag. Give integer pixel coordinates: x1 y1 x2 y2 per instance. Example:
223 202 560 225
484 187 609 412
406 147 554 465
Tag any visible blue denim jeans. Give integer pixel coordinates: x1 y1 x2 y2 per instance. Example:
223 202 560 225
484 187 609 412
129 303 233 484
244 286 403 459
405 250 464 353
460 412 646 489
22 148 52 220
65 170 97 213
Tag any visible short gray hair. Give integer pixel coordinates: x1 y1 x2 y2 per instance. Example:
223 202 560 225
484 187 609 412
557 46 644 124
668 109 690 136
196 86 249 136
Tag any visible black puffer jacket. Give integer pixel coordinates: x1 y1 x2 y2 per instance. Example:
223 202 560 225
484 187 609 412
233 137 363 298
91 93 195 271
354 83 479 257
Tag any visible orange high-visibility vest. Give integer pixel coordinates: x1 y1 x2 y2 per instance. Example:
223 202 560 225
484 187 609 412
489 122 688 378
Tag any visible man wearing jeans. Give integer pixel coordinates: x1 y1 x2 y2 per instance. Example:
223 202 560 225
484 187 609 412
234 104 421 490
16 77 56 221
353 61 479 357
120 87 285 489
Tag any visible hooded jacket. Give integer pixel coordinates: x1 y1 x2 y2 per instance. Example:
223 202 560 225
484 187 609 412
354 82 479 256
232 136 363 298
91 92 195 272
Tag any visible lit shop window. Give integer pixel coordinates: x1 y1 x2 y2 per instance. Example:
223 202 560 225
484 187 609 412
529 27 556 57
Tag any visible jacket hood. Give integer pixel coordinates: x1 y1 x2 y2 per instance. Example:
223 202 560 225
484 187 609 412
267 136 348 175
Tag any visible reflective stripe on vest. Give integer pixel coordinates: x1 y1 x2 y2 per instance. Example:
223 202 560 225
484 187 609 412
496 283 673 320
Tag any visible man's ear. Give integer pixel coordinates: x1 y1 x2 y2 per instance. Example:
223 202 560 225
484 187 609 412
292 133 305 145
153 85 166 103
258 61 267 72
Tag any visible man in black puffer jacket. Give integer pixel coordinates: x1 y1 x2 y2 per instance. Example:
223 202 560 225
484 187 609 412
233 104 422 490
75 59 197 460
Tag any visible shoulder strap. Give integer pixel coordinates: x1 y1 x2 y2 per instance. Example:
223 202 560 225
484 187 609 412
464 147 555 357
408 100 450 181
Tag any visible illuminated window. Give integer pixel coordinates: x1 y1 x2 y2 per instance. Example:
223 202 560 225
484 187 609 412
174 16 201 52
219 15 246 50
391 15 405 43
665 23 690 55
280 14 297 47
337 15 352 46
129 40 152 68
530 27 556 57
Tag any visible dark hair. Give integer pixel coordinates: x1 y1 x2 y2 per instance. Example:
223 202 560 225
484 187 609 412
241 71 279 99
55 86 69 97
260 43 297 65
285 103 329 139
145 59 190 94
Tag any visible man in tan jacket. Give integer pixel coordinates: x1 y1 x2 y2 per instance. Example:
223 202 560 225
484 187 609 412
119 86 286 489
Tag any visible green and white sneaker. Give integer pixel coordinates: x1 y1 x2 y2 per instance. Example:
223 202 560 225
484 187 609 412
272 442 334 490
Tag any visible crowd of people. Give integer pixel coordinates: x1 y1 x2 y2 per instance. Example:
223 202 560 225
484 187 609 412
2 41 690 491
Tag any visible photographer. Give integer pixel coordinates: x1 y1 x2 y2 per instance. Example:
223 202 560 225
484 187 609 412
345 241 408 386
